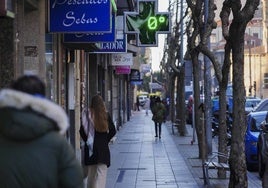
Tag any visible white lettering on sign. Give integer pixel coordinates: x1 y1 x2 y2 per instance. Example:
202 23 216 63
64 12 98 27
51 0 108 27
74 33 104 37
52 0 108 9
112 53 133 66
100 41 124 50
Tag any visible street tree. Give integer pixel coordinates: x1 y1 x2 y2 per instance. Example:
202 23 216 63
160 0 190 136
190 0 231 179
185 2 260 186
220 0 260 187
185 0 206 159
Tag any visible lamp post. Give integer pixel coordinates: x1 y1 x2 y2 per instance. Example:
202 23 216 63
248 28 252 96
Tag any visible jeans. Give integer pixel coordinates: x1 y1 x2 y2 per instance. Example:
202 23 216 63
154 122 162 137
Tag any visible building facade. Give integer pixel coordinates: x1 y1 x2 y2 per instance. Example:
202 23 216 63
0 0 142 157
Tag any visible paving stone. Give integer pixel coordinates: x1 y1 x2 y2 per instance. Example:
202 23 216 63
106 110 262 188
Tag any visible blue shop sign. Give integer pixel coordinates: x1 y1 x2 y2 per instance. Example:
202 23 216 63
91 35 127 53
63 13 115 42
131 81 143 85
48 0 111 33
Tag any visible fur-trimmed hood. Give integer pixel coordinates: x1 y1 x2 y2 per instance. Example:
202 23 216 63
0 89 69 137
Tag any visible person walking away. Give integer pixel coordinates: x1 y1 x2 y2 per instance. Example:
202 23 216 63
144 96 150 116
151 97 166 138
0 75 83 188
80 95 116 188
150 96 156 112
136 96 140 111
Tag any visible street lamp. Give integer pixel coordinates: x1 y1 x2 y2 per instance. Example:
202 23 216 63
248 28 253 96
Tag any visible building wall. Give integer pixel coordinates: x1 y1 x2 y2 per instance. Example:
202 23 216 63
244 52 268 98
0 17 14 88
262 0 268 52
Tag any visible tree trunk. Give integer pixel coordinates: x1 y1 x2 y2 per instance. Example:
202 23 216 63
177 64 186 136
192 49 206 159
217 40 232 178
228 23 247 187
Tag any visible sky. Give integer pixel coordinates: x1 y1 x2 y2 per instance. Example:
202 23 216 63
150 0 169 72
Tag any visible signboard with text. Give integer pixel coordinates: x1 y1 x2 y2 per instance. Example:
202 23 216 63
130 69 142 82
112 53 133 66
63 13 116 43
90 35 127 53
115 66 131 74
48 0 111 33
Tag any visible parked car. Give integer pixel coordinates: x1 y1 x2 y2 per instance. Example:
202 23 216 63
253 98 268 112
245 97 261 114
257 115 268 178
245 111 267 171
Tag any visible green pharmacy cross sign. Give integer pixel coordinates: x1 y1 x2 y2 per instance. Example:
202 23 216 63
124 0 171 47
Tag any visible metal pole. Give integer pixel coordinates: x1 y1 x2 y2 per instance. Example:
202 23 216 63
180 0 183 65
249 28 252 96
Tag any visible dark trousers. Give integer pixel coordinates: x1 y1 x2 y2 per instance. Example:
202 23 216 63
154 122 162 137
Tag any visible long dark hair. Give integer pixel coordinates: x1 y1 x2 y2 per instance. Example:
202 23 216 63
90 95 108 132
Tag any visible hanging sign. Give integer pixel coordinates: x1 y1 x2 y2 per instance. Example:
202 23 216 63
130 69 142 82
115 66 131 74
48 0 111 33
112 53 133 66
90 34 127 53
63 13 116 42
0 0 14 18
124 0 171 47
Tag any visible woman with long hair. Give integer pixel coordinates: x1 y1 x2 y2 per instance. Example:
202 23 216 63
82 95 116 188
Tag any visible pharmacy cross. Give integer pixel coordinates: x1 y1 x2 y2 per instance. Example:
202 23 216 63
124 0 171 47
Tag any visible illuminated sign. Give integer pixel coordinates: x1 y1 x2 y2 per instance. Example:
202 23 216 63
48 0 111 33
124 0 171 47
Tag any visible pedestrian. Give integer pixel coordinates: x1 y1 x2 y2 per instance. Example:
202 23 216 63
186 95 193 124
0 75 84 188
80 95 116 188
136 96 140 111
144 96 150 116
162 98 169 122
151 97 166 138
150 96 156 111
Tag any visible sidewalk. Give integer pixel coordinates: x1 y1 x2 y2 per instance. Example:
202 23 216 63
106 110 262 188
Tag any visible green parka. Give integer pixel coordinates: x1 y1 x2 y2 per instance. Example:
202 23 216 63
0 89 83 188
152 101 166 123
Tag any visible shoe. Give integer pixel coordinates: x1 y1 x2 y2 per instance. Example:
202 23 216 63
155 135 158 137
159 136 161 139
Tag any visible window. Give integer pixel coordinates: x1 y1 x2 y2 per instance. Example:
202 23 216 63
264 73 268 89
253 33 258 38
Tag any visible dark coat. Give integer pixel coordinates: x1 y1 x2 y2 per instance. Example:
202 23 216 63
0 89 83 188
152 102 166 123
81 113 116 167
